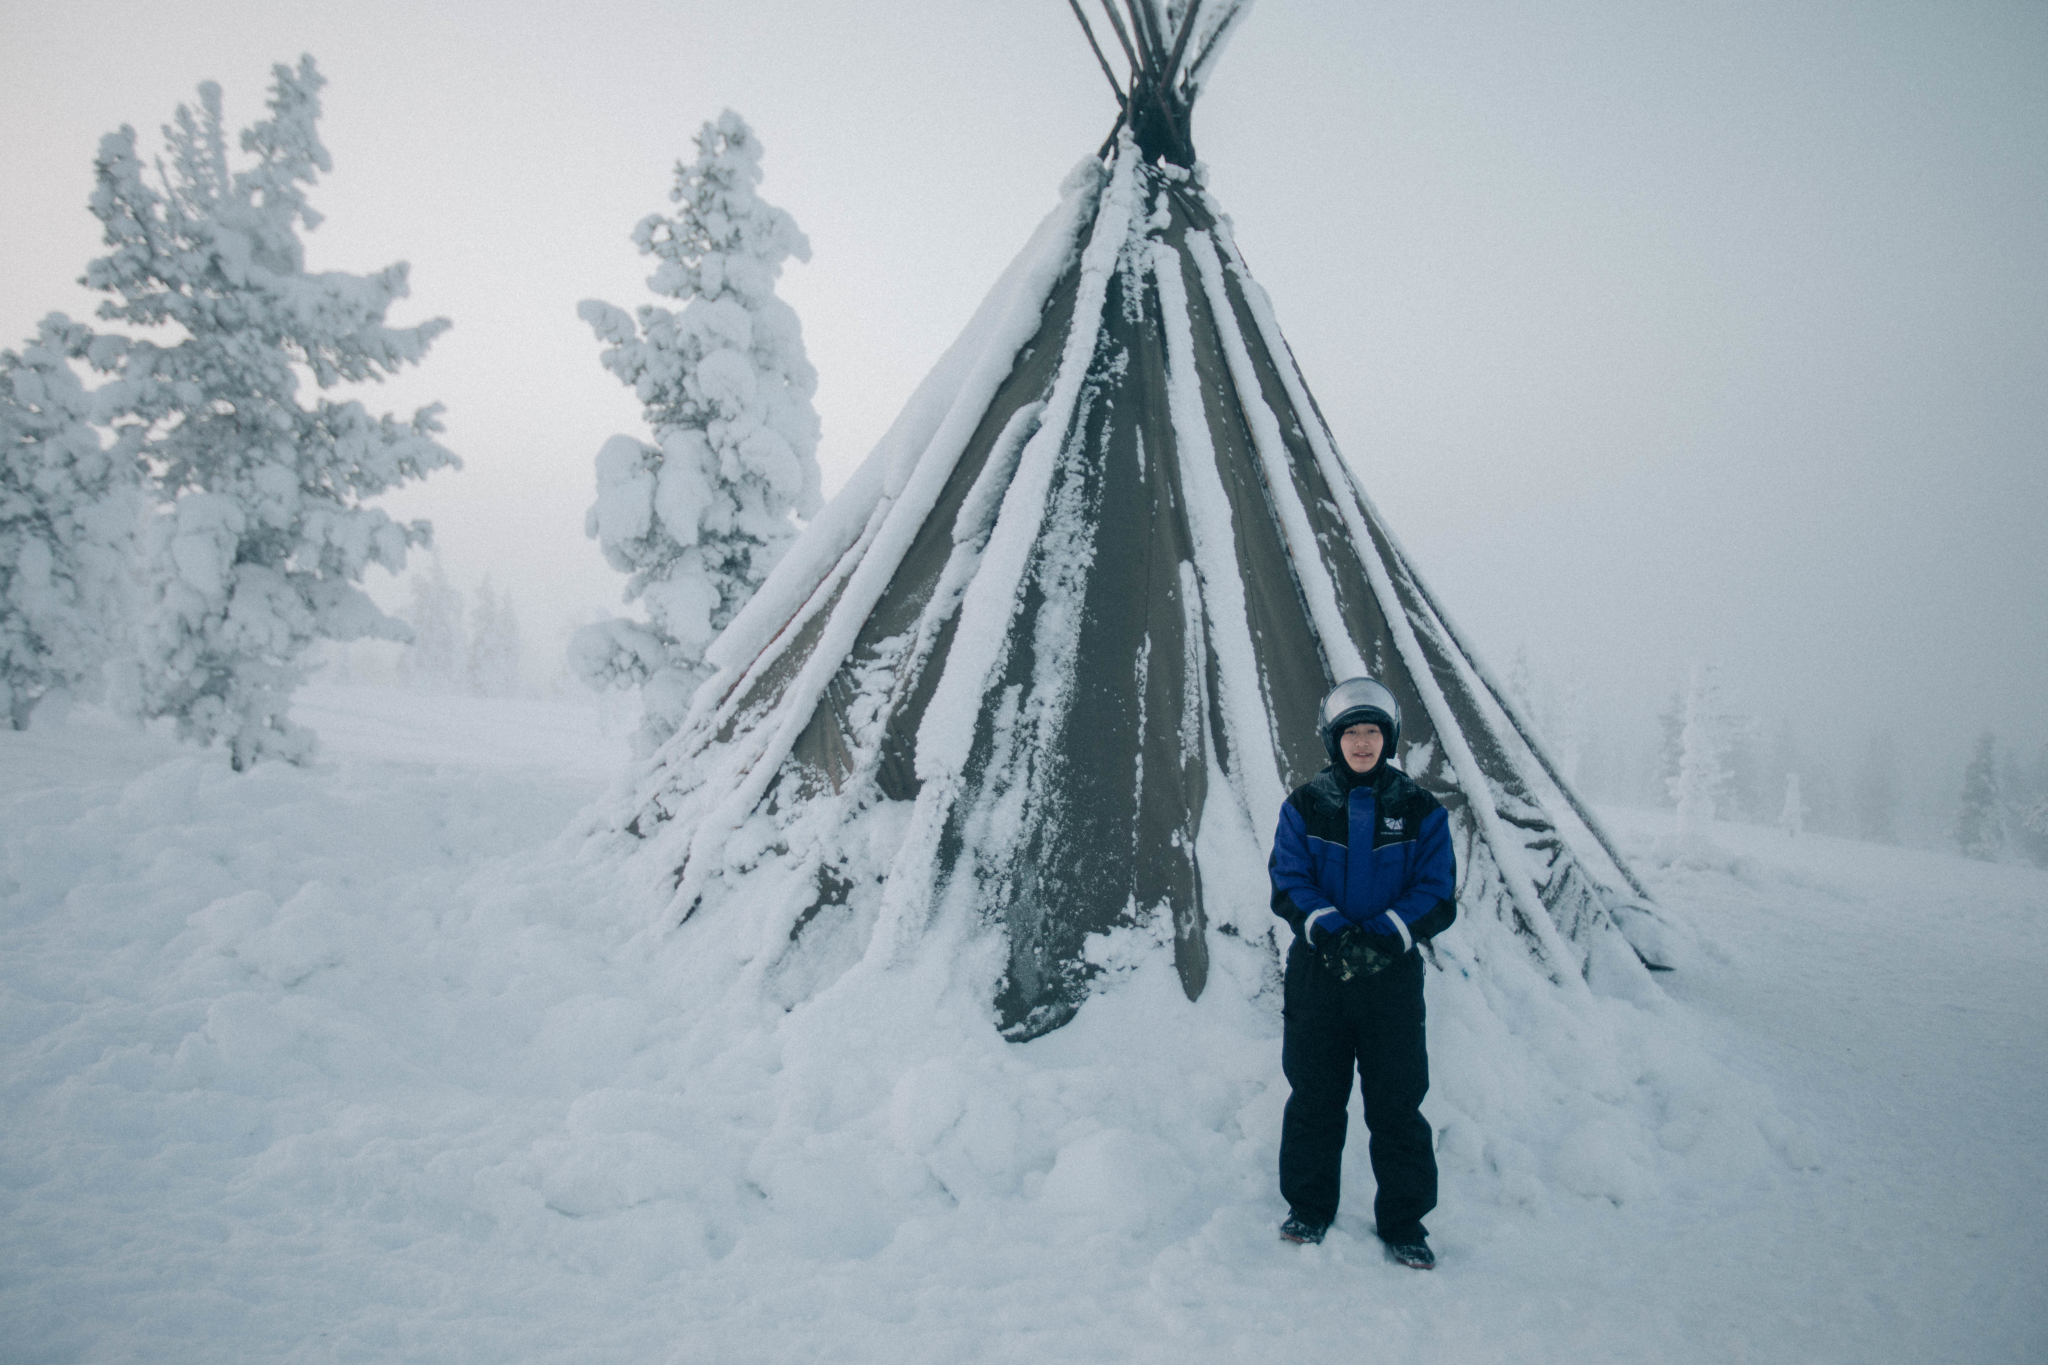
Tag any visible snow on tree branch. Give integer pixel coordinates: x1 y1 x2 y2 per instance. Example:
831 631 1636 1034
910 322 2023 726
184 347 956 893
83 55 458 769
573 110 821 755
1 315 144 729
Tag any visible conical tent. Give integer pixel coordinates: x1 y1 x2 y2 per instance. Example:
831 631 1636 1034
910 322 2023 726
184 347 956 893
603 0 1676 1040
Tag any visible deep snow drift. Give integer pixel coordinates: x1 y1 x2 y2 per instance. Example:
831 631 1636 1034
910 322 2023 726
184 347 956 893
3 685 2042 1363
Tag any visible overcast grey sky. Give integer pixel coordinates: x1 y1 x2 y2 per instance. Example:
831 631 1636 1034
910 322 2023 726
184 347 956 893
4 0 2044 779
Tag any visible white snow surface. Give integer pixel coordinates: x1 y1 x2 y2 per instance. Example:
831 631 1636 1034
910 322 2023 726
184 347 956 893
4 684 2043 1363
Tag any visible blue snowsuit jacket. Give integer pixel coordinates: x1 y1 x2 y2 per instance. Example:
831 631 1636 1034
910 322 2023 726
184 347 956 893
1269 762 1457 954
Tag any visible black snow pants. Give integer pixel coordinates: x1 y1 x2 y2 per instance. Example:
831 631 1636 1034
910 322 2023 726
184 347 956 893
1278 938 1436 1241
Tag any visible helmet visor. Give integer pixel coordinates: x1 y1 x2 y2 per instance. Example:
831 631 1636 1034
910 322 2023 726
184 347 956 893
1320 677 1399 732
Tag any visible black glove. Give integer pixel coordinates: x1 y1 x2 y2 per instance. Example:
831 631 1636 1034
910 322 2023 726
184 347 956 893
1319 925 1397 981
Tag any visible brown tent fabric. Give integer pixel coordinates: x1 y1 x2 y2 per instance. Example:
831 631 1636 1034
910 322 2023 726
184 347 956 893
597 125 1677 1040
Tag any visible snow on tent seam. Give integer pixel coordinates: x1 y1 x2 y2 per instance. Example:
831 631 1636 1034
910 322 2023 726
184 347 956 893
590 0 1680 1040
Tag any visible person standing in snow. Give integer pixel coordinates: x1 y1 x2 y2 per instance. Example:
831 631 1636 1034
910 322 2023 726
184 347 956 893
1268 677 1456 1269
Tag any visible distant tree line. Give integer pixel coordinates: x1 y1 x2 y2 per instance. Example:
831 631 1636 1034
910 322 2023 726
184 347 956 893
1955 732 2048 868
377 555 525 699
1508 652 2045 867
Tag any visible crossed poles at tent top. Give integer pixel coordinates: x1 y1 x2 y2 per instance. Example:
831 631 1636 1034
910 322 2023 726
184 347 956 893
1066 0 1251 167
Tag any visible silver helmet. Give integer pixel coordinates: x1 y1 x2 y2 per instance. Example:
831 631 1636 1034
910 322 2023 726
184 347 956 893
1319 676 1401 763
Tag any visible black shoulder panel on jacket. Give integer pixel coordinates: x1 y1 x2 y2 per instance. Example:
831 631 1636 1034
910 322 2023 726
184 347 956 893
1374 766 1442 820
1288 766 1351 846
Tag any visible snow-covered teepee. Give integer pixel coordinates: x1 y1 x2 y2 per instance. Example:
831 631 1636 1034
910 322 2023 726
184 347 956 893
594 0 1674 1040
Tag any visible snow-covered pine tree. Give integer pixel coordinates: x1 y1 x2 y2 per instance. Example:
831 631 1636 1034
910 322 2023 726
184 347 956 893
1955 731 2004 861
573 110 822 753
466 574 522 697
398 553 464 693
1778 771 1805 838
1670 662 1732 839
0 315 143 728
86 57 457 768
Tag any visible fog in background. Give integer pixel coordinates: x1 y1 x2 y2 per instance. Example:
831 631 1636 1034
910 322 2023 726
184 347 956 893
5 0 2044 815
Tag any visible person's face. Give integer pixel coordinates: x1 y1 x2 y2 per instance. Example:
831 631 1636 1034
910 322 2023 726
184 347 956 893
1339 722 1385 774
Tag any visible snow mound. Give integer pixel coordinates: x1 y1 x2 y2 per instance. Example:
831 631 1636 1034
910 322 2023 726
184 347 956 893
15 689 2039 1361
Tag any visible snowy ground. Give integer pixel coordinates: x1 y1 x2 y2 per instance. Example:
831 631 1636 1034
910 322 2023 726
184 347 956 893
3 685 2042 1364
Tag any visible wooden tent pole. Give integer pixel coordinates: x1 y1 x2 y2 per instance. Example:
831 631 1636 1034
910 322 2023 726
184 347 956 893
1123 0 1165 71
1402 571 1659 903
1096 108 1128 162
1067 0 1130 108
1105 0 1192 164
1160 0 1202 87
1096 0 1143 78
1154 1 1202 158
1184 0 1251 93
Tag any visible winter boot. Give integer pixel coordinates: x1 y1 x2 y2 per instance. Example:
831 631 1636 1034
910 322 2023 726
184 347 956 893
1380 1231 1435 1269
1279 1212 1328 1245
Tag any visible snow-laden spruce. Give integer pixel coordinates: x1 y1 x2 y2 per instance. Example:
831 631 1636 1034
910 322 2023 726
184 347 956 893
0 315 143 729
574 111 822 753
1955 731 2004 861
1669 662 1734 841
86 57 457 769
